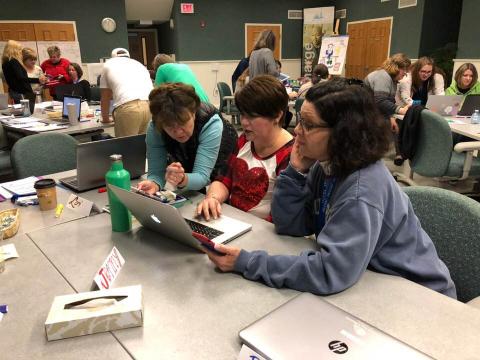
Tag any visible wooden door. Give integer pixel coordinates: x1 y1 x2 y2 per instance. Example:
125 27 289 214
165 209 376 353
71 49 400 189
128 30 157 69
245 24 281 60
0 23 36 41
345 19 391 79
34 23 76 41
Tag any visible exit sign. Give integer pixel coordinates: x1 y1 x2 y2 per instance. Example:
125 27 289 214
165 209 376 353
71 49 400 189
181 3 194 14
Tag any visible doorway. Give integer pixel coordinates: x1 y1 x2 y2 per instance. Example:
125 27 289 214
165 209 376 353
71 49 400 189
345 18 392 79
245 24 282 60
127 29 158 70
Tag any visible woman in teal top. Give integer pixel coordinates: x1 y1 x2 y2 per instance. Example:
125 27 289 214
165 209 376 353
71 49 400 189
137 83 237 194
446 63 480 97
152 53 209 102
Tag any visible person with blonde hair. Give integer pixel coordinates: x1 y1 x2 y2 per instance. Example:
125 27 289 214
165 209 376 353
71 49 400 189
397 57 445 106
22 47 45 94
40 45 71 99
2 40 44 111
152 53 209 102
249 30 279 79
364 53 411 165
446 63 480 97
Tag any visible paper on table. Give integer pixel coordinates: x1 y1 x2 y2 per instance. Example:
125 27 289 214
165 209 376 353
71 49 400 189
8 121 45 129
0 244 19 260
0 185 13 200
29 124 68 132
1 176 38 196
8 116 45 124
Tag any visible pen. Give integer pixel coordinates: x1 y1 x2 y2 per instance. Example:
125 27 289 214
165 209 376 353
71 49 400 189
55 204 64 218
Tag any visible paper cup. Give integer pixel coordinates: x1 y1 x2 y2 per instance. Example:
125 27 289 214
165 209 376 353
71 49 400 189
67 103 78 125
34 179 57 211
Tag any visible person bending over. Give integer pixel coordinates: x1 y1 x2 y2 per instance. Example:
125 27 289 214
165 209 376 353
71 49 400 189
196 75 294 222
204 78 456 299
138 83 237 193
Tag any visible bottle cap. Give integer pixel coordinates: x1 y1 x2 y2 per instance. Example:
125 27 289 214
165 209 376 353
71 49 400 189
34 178 56 189
110 154 122 161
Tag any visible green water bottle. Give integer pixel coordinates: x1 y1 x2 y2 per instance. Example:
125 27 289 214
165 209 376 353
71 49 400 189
105 154 132 232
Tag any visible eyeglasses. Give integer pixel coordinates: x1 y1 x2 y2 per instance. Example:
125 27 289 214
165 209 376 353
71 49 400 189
297 114 330 132
419 70 432 75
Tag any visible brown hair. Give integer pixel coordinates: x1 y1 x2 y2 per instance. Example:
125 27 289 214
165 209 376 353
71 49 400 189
312 64 329 84
305 78 390 178
253 30 276 52
47 45 61 57
235 75 288 126
410 57 436 93
152 54 174 72
382 53 411 78
22 47 37 63
149 83 200 130
454 63 478 89
2 40 22 64
69 62 83 79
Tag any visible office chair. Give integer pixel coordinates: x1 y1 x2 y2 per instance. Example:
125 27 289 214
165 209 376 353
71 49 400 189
217 82 240 124
395 110 480 191
89 86 101 102
11 133 77 179
404 186 480 304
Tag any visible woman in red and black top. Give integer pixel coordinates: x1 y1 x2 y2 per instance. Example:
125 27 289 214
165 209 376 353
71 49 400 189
197 75 294 222
41 45 71 99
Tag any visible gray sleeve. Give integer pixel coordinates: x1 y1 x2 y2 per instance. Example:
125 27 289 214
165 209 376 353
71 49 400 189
234 199 383 295
264 49 280 77
271 165 315 236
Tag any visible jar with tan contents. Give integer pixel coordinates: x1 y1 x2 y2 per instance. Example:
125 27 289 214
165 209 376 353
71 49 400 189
34 179 57 211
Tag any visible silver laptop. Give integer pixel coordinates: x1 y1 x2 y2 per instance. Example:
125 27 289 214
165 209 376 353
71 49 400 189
425 95 463 116
0 94 8 110
239 293 432 360
108 184 252 250
457 94 480 117
60 134 146 192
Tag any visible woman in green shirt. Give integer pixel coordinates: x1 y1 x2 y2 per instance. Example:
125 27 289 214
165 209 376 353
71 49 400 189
446 63 480 97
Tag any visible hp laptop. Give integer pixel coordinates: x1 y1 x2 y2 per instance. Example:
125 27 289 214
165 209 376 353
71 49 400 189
457 94 480 117
239 293 432 360
108 184 252 250
60 134 146 192
425 95 463 116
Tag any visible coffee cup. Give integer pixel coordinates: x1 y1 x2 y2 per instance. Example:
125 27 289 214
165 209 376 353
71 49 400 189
34 179 57 211
67 103 78 125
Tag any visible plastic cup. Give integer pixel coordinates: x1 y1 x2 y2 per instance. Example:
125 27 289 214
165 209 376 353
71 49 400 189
67 103 78 125
34 179 57 211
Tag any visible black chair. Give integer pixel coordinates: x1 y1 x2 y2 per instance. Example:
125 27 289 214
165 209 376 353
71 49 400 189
217 82 240 124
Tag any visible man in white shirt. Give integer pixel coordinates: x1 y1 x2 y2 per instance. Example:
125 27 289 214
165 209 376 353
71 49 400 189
100 48 153 137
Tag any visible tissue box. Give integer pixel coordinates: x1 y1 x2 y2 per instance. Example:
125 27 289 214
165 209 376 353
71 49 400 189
45 285 143 341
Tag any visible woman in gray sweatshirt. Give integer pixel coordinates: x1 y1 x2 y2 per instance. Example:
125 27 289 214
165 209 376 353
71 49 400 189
204 78 456 299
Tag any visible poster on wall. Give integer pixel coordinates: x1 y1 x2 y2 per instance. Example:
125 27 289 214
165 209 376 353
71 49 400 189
318 35 349 75
302 6 335 77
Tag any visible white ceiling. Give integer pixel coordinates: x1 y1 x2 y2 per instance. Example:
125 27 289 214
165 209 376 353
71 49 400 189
125 0 174 23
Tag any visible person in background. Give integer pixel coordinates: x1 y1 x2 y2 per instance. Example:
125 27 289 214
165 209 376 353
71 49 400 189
397 57 445 106
297 63 329 99
234 68 249 94
445 63 480 97
2 40 45 111
100 48 152 137
152 54 209 102
68 63 91 101
249 30 279 79
40 45 71 99
196 75 294 222
137 83 237 193
203 78 456 299
231 56 249 92
22 47 45 96
364 53 411 166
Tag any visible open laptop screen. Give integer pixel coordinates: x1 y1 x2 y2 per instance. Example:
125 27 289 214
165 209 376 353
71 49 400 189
62 95 81 120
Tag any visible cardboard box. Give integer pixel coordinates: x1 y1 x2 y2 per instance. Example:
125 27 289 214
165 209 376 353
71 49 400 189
45 285 143 341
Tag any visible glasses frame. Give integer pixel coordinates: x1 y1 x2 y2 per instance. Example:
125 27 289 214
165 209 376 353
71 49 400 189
297 113 331 132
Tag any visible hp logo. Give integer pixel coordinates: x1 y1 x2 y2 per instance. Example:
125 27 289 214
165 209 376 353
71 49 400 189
328 340 349 354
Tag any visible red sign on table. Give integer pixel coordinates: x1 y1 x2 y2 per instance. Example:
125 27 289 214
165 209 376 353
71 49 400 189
180 3 194 14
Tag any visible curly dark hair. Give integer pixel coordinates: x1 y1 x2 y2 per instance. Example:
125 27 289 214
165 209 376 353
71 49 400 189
305 78 390 178
149 83 200 130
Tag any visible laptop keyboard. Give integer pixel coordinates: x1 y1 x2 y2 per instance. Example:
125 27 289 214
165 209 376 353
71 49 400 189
185 218 224 240
62 177 78 187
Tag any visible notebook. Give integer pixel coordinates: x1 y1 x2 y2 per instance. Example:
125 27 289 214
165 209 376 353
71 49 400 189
425 95 463 116
59 134 146 192
108 184 252 250
239 292 432 360
457 94 480 117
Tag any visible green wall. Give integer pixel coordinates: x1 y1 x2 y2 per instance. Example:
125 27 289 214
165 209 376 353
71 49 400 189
457 0 477 58
172 0 334 61
335 0 425 58
0 0 128 63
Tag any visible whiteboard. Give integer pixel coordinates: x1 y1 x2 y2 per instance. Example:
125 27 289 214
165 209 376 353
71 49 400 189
37 41 82 65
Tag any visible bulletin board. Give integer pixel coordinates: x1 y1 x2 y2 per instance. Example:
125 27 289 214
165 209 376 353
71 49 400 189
318 35 349 76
